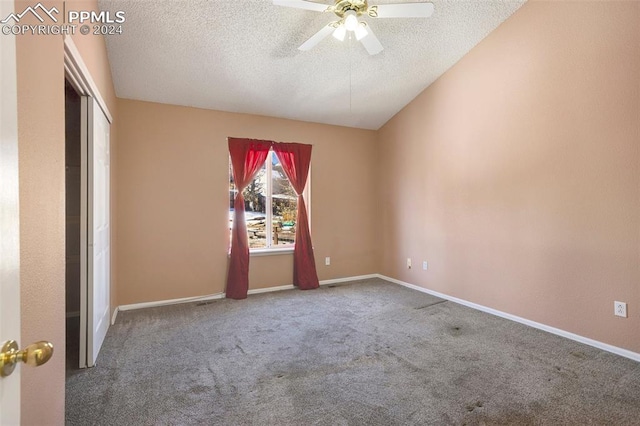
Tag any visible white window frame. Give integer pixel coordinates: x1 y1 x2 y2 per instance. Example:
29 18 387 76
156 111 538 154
231 150 310 256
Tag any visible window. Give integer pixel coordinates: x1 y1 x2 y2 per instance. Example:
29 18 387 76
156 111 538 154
229 150 308 251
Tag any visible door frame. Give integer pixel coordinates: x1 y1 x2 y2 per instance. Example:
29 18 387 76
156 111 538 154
0 0 21 422
64 37 112 123
63 35 113 368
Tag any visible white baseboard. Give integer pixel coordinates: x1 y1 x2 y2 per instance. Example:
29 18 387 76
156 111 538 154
114 274 378 318
117 292 226 313
247 284 294 295
111 307 119 325
246 274 379 295
320 274 379 285
378 274 640 363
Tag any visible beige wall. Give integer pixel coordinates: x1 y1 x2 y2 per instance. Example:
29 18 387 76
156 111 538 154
115 99 379 305
16 0 117 423
16 4 65 423
378 1 640 353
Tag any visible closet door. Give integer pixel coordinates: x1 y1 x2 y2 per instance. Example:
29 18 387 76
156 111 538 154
81 97 110 367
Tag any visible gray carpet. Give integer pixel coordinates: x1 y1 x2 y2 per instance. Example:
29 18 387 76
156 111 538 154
65 279 640 425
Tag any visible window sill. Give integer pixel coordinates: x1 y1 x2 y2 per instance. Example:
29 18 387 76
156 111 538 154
251 247 294 256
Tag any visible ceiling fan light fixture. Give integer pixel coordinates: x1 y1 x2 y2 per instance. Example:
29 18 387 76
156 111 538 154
332 24 347 41
275 0 436 55
355 23 368 40
344 10 359 31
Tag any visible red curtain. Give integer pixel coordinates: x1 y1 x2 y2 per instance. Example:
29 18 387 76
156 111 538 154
226 138 272 299
273 143 319 290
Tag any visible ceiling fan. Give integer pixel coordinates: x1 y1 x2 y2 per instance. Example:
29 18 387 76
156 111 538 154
273 0 435 55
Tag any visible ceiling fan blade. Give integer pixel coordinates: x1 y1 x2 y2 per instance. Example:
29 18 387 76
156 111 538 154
273 0 330 12
368 2 434 18
360 25 384 55
299 23 335 51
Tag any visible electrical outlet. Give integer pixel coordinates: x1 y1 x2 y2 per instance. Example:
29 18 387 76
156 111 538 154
614 301 627 318
422 261 428 271
325 257 330 266
407 258 412 269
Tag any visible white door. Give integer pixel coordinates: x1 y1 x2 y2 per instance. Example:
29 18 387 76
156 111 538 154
80 97 110 367
0 0 21 421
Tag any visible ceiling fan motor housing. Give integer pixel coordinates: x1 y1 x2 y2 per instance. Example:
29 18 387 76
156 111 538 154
333 0 368 17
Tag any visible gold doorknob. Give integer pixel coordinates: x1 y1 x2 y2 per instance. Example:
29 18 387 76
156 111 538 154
0 340 54 378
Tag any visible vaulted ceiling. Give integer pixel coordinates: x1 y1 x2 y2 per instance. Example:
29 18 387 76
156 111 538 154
98 0 525 130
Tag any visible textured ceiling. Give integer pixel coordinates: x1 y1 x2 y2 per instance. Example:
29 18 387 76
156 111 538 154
98 0 525 130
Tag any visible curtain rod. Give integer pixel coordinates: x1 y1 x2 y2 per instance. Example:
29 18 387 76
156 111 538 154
226 137 314 146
